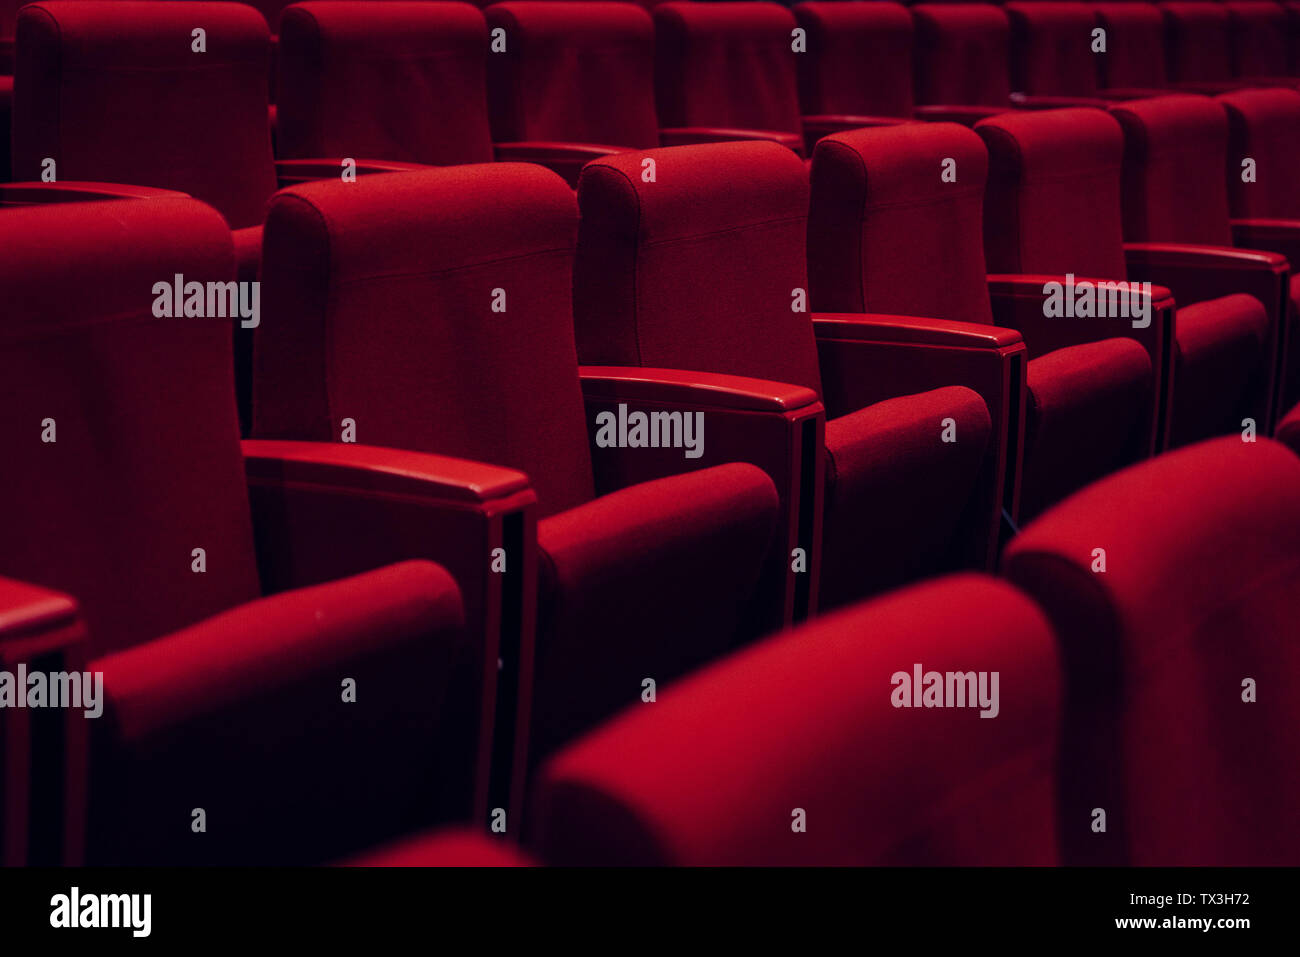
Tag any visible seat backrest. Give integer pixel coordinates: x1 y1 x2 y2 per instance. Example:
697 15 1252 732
792 2 914 119
485 2 660 149
1005 1 1101 98
1219 88 1300 219
911 3 1012 107
254 165 595 517
1225 1 1289 78
1160 1 1233 84
808 122 995 326
653 2 802 136
277 1 495 165
1094 2 1168 91
0 198 261 657
572 140 823 396
533 574 1062 866
977 107 1129 279
1004 437 1300 865
1109 94 1234 246
13 2 277 229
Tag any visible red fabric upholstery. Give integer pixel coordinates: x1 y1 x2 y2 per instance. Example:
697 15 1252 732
1220 88 1300 219
1094 3 1169 92
1110 94 1235 246
1226 1 1291 80
793 2 914 120
13 2 277 230
653 3 804 142
533 463 777 758
485 2 659 150
277 2 494 166
534 574 1061 866
349 829 536 866
255 164 596 517
978 107 1270 449
1005 2 1102 99
810 122 1154 516
978 108 1130 280
90 560 466 864
912 4 1012 109
255 162 784 760
1160 1 1236 88
1004 437 1300 865
574 142 822 392
0 197 473 864
576 139 996 607
0 198 256 655
809 122 994 325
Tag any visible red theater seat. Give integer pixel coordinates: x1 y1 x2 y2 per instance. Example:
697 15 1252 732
277 2 495 167
532 574 1062 866
653 2 807 154
0 197 501 865
1093 2 1173 99
911 3 1016 124
977 107 1270 447
484 2 661 185
1109 94 1294 425
1004 437 1300 865
575 139 1022 608
809 122 1157 520
253 163 798 774
792 3 918 153
11 1 423 432
1004 2 1112 107
1158 1 1298 94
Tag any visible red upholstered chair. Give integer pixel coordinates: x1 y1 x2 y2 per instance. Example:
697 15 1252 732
253 163 802 774
347 829 536 866
809 122 1156 521
484 2 661 186
1158 1 1299 94
10 1 422 433
0 197 523 865
791 3 919 154
1224 1 1300 89
653 3 808 155
532 574 1062 866
1093 2 1173 99
575 140 1022 608
911 3 1017 124
1004 437 1300 866
977 107 1270 448
277 2 495 167
1003 2 1113 107
1108 94 1295 425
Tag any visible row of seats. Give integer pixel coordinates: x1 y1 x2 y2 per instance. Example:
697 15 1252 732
4 126 1300 863
354 435 1300 867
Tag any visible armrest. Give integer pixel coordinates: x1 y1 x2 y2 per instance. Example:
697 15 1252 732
1009 93 1112 110
0 577 87 866
87 561 468 864
0 182 186 207
274 157 430 188
912 104 1009 126
1124 242 1289 430
579 366 826 625
492 141 627 187
1231 218 1300 266
986 274 1174 453
658 126 806 157
812 313 1028 562
241 439 538 829
802 114 917 154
